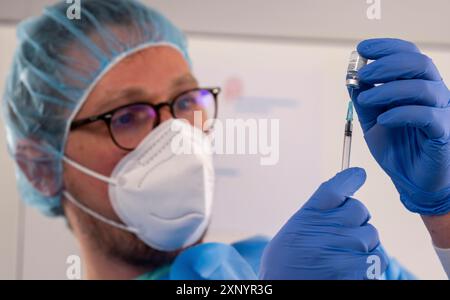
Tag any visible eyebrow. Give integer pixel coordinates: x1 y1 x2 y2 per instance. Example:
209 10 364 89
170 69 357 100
91 73 198 115
171 73 198 90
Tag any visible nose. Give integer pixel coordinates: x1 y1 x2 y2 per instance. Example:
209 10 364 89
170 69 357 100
158 106 173 123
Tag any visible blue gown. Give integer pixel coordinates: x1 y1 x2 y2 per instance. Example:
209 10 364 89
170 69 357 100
136 236 416 280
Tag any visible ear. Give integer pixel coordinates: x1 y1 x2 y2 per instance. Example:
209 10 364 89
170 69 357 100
15 139 61 197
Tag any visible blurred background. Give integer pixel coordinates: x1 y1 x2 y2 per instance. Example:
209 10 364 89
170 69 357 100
0 0 449 279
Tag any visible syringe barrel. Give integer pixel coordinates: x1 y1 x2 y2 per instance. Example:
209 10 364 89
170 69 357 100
341 134 352 170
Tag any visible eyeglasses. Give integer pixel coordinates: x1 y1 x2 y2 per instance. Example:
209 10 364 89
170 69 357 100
70 87 220 151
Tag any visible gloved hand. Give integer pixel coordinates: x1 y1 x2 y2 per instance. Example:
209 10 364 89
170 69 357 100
259 167 388 279
349 38 450 215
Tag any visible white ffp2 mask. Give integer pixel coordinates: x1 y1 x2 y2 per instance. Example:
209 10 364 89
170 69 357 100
63 119 215 251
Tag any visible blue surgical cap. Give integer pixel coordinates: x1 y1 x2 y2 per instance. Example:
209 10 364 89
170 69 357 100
2 0 191 216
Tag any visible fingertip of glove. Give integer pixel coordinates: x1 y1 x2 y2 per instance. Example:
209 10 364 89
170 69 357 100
338 167 366 179
331 167 367 195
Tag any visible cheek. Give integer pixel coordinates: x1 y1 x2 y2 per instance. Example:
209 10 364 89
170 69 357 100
64 131 127 217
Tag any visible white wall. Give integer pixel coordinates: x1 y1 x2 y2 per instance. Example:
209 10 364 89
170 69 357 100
2 0 450 47
0 25 20 280
0 2 449 279
147 0 450 47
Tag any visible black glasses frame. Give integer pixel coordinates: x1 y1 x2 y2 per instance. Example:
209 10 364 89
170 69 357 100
70 87 221 151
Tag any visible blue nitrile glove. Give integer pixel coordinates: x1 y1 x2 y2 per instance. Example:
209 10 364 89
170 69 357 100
259 167 388 279
170 242 257 280
349 38 450 216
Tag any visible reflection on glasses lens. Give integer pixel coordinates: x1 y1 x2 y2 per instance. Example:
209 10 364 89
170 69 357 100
110 104 157 150
173 89 216 130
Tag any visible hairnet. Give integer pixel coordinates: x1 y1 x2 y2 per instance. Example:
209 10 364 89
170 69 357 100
2 0 191 216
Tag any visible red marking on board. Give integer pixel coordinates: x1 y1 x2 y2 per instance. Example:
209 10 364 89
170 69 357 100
223 77 244 102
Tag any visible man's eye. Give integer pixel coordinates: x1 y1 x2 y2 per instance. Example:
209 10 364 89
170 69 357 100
176 97 195 111
113 112 137 128
117 113 133 125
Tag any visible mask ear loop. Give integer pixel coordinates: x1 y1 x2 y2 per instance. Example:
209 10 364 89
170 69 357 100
63 191 138 233
61 156 137 233
63 156 120 186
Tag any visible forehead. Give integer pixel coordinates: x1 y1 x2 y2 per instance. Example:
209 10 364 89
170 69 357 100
74 45 191 118
96 45 190 91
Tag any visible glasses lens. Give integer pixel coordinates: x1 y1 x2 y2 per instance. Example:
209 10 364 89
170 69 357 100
110 104 157 150
173 89 216 131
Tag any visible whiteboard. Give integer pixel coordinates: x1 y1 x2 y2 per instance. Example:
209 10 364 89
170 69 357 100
190 36 450 280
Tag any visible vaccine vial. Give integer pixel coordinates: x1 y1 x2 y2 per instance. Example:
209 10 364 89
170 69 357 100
346 51 367 89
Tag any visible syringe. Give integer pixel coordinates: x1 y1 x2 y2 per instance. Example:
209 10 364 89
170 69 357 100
341 51 367 170
341 101 353 170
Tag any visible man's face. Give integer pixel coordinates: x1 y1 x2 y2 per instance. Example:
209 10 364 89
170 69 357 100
63 45 198 267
